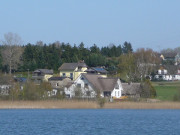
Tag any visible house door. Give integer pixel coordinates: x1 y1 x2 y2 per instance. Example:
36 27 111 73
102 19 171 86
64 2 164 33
104 91 111 97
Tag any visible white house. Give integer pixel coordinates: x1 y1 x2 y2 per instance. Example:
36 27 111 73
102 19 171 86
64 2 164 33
64 74 123 99
174 69 180 80
158 69 167 75
155 67 173 81
0 85 11 95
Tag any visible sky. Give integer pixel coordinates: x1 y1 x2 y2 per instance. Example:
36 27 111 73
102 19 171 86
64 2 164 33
0 0 180 51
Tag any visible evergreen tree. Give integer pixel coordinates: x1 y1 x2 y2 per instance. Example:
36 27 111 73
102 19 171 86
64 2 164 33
90 44 100 54
122 41 133 54
87 53 106 67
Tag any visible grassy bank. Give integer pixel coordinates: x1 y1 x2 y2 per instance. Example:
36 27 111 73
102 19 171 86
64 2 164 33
1 100 180 109
152 81 180 101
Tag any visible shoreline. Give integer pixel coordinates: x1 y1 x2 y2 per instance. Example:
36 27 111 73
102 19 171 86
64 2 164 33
1 100 180 109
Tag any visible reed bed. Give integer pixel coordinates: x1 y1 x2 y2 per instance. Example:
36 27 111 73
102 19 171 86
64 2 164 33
105 102 180 109
0 100 98 109
0 100 180 109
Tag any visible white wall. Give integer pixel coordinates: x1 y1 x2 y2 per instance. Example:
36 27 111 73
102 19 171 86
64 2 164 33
174 75 180 80
158 69 167 75
110 79 123 98
155 75 173 81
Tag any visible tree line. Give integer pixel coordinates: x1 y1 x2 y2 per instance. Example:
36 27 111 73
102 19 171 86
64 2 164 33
0 33 132 72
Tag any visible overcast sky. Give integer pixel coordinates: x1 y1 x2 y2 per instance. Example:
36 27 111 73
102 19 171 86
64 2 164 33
0 0 180 51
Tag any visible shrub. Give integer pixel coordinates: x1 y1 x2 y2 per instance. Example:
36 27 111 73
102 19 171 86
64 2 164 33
140 79 156 98
97 97 106 108
74 87 82 98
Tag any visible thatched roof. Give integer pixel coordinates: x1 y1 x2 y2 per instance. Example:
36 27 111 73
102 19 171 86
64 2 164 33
122 83 141 95
82 74 118 92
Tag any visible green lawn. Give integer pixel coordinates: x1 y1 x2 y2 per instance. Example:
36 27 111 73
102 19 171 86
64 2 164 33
152 81 180 101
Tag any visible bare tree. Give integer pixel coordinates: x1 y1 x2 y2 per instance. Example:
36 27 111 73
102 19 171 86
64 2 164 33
1 32 23 74
36 40 44 46
54 41 61 48
134 48 160 81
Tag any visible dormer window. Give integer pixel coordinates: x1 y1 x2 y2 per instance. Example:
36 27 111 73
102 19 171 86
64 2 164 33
81 77 84 80
77 84 81 88
78 66 82 71
115 83 119 89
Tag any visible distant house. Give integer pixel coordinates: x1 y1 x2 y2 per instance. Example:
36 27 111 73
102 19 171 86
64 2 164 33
32 69 53 83
154 67 172 81
154 66 180 81
174 68 180 80
175 53 180 65
48 77 72 96
64 74 123 99
0 75 12 96
14 77 27 90
0 85 11 96
160 52 176 61
85 67 108 78
158 67 168 75
59 62 87 80
121 83 141 98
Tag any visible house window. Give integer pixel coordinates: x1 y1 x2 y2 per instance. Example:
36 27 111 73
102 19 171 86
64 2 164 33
56 83 59 86
84 83 88 88
81 77 84 80
62 73 66 77
70 73 73 79
77 83 81 88
86 91 91 96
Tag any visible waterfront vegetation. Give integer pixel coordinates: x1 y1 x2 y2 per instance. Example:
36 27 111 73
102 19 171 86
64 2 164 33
1 100 180 109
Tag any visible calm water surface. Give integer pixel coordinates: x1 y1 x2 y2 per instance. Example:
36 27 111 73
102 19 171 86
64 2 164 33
0 109 180 135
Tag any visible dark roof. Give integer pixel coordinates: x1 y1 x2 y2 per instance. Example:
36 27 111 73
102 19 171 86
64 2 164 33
86 67 108 74
14 77 27 83
48 77 70 81
34 69 53 74
122 83 141 95
158 65 179 75
59 62 87 70
162 52 177 58
81 74 118 92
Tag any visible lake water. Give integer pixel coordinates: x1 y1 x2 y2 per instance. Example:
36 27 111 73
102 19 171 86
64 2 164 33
0 109 180 135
